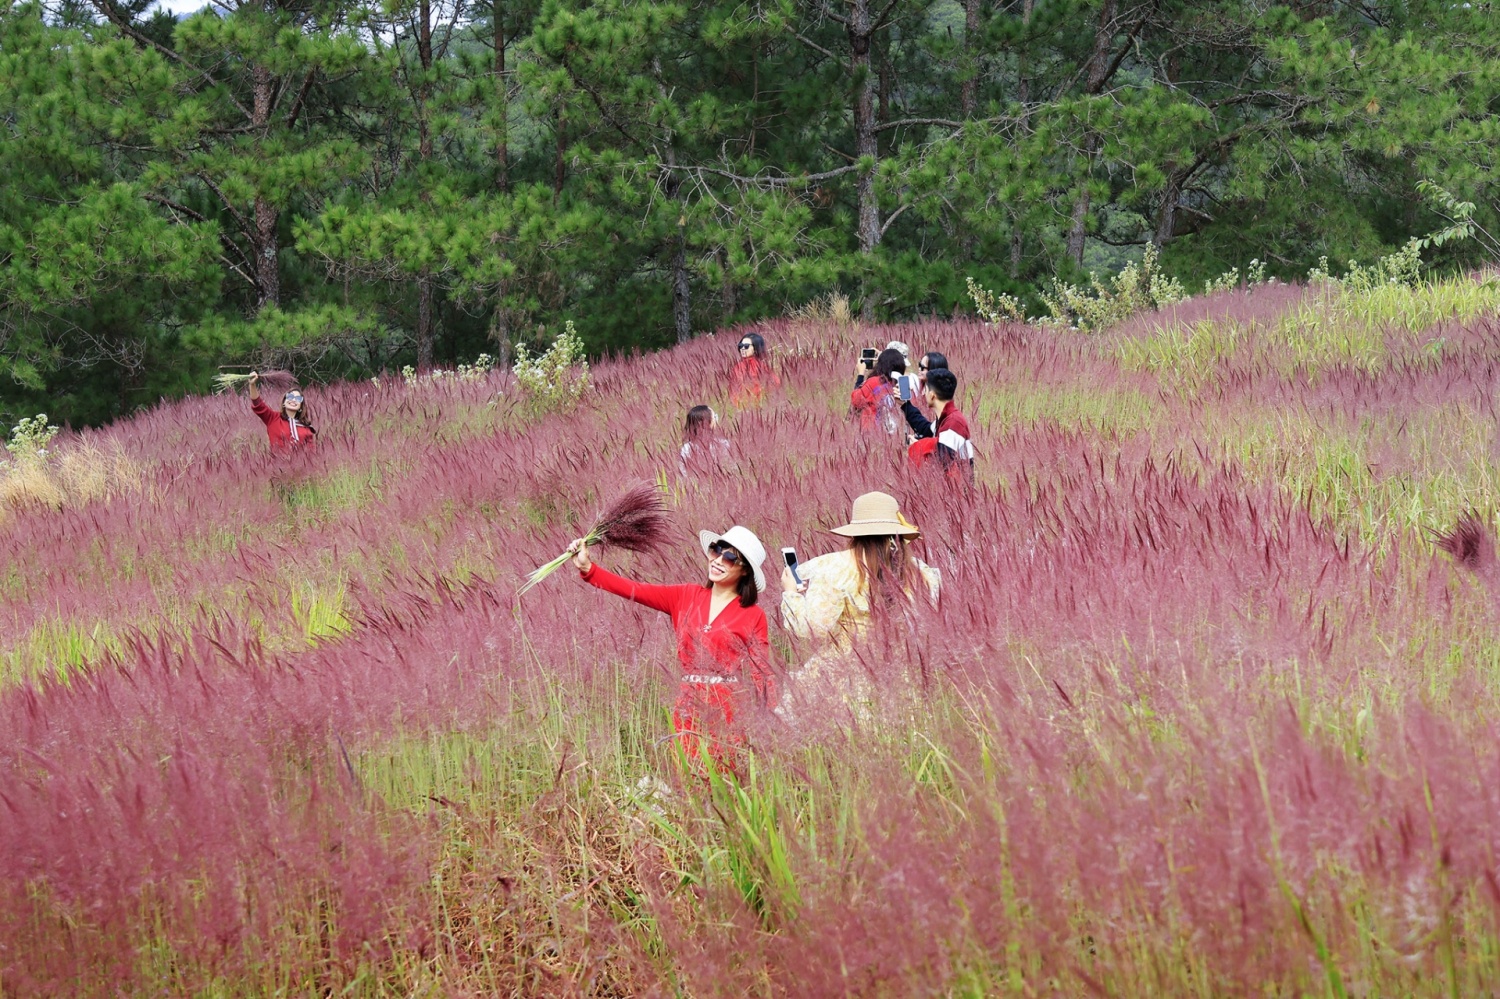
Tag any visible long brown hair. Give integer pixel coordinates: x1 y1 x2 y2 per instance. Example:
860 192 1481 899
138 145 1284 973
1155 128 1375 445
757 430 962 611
848 535 925 604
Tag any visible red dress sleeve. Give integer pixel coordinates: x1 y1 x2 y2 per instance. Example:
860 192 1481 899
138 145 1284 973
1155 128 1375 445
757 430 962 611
747 609 775 705
251 397 277 426
581 564 692 616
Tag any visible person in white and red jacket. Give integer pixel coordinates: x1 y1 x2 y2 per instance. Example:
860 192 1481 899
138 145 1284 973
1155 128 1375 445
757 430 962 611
903 368 974 470
248 372 316 453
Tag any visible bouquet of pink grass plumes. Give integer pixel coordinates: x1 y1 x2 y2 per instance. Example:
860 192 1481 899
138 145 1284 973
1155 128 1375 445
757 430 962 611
520 481 670 594
214 369 300 395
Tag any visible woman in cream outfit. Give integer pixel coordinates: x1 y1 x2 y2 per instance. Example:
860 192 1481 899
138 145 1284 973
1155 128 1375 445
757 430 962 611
777 492 940 722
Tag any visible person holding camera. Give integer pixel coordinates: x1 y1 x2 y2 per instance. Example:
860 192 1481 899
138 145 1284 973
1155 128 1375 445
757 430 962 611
851 347 907 433
567 526 773 774
248 372 316 453
777 492 940 722
903 368 974 470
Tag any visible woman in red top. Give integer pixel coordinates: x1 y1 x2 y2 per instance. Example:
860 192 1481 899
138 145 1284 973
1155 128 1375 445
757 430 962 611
567 524 773 774
728 332 779 408
249 372 316 452
851 347 905 432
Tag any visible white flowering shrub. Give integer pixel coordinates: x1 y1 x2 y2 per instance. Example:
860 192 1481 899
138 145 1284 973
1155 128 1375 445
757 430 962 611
400 354 499 386
5 414 59 467
512 321 591 414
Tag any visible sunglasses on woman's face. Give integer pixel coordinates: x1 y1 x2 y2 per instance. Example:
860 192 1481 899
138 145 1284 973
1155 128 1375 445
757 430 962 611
285 394 304 403
708 542 743 565
738 342 754 350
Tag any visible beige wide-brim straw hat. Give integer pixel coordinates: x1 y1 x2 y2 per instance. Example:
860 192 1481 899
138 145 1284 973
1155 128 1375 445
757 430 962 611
830 491 921 539
698 525 769 592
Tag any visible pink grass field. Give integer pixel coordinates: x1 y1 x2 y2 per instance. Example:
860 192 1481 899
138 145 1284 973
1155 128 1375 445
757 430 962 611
4 279 1500 995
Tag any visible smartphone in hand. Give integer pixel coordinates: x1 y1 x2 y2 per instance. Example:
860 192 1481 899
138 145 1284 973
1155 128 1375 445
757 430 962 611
897 374 914 401
860 348 877 369
782 547 803 585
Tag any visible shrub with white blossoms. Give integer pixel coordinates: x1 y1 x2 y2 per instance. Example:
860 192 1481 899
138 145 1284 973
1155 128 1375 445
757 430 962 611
512 321 591 413
400 353 499 385
5 414 59 468
968 244 1187 332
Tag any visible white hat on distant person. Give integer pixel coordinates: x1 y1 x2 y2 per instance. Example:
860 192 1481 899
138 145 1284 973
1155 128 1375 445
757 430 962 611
697 525 769 592
885 340 910 359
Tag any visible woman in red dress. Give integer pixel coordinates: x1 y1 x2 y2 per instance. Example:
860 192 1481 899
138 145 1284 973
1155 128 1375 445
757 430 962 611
567 525 773 774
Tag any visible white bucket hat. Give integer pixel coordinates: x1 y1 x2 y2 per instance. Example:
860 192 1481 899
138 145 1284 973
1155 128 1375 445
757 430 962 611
885 340 910 360
697 525 769 592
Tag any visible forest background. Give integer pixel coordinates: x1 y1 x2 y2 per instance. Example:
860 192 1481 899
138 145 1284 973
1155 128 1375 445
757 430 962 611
3 0 1498 426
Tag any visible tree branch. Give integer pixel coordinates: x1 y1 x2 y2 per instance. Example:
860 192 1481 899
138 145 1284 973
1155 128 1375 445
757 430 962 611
793 31 840 62
878 202 911 238
143 192 260 287
193 173 254 240
283 70 318 129
658 162 862 189
873 116 966 133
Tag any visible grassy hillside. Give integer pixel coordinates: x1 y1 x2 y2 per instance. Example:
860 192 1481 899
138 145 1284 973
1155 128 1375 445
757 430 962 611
4 274 1500 995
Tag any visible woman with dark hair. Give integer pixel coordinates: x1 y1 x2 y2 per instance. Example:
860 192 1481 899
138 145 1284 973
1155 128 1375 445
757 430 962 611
729 330 779 407
850 347 906 432
916 351 948 385
248 371 316 452
779 491 939 721
679 405 732 476
568 525 773 772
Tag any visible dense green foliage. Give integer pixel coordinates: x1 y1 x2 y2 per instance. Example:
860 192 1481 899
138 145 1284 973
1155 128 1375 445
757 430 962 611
2 0 1497 424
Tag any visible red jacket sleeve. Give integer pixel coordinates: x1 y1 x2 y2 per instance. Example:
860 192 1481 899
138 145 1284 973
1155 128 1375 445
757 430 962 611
251 397 277 426
580 564 692 616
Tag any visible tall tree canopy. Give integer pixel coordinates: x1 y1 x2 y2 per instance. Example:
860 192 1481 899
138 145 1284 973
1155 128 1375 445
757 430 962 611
2 0 1496 424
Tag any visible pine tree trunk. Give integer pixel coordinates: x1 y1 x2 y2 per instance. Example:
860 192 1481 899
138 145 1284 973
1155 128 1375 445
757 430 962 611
416 0 435 368
1154 171 1182 248
1065 0 1118 267
719 247 737 319
494 0 508 191
961 0 980 117
850 0 881 256
417 269 435 369
673 215 691 343
1152 53 1183 249
554 112 566 194
1066 171 1091 266
1010 0 1033 279
251 64 279 312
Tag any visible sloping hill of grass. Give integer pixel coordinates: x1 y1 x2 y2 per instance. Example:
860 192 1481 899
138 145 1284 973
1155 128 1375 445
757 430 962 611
3 273 1500 995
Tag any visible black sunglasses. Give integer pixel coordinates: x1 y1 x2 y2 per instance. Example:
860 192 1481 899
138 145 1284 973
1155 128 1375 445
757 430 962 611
708 542 743 565
738 342 754 349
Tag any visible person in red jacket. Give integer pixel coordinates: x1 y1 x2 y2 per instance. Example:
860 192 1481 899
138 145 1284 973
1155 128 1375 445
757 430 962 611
851 347 906 433
904 368 974 473
567 524 773 775
729 331 779 408
249 372 316 453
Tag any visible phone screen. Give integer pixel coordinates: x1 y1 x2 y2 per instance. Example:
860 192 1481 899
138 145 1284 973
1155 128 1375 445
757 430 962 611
898 375 913 401
861 348 877 362
782 548 798 567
